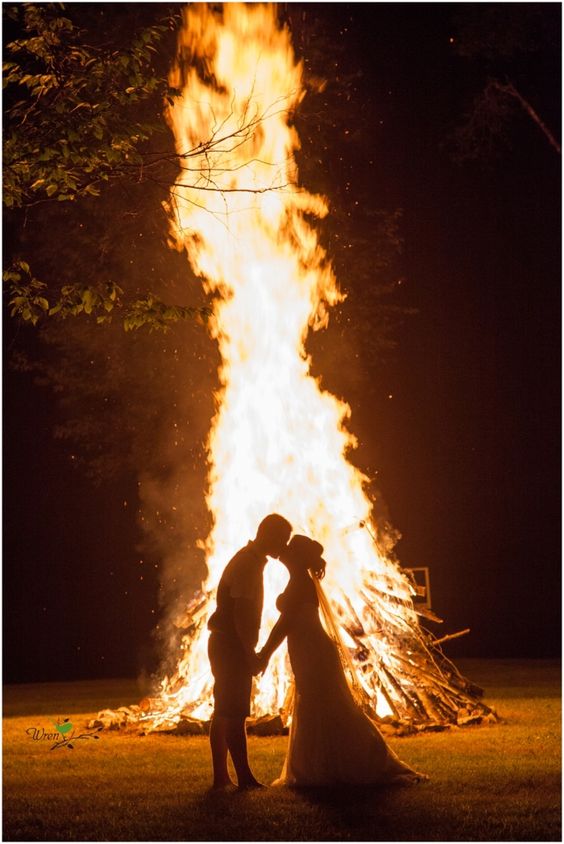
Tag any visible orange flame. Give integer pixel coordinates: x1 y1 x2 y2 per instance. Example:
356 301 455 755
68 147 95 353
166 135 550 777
154 3 419 727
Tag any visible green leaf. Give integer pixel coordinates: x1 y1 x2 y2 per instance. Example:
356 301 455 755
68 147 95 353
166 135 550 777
81 289 96 314
46 184 58 197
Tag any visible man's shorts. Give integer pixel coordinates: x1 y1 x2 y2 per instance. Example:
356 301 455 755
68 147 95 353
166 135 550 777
208 632 252 719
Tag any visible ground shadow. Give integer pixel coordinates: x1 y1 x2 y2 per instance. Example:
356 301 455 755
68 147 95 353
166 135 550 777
184 780 435 841
288 781 431 841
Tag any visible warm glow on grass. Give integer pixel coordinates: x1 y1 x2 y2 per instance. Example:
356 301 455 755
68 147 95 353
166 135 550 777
3 662 560 841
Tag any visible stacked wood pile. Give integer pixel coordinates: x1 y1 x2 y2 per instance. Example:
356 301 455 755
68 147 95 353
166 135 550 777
88 555 497 736
330 564 497 732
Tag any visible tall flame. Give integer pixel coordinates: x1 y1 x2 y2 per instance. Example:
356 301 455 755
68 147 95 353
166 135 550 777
146 3 483 730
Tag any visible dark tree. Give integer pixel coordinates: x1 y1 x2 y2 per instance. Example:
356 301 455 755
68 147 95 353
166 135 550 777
448 4 560 160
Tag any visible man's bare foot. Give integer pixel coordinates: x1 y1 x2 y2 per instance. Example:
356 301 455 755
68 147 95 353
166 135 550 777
237 778 267 790
211 779 236 791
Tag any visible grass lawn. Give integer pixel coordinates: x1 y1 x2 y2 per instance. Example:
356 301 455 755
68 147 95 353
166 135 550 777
3 659 561 841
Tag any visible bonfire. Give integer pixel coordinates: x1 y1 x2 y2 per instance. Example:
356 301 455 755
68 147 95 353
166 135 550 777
90 3 496 737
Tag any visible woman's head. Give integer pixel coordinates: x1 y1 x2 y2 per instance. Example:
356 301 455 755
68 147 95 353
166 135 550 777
283 534 326 580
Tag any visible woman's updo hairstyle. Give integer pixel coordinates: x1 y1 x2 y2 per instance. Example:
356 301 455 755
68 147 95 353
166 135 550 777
287 534 326 580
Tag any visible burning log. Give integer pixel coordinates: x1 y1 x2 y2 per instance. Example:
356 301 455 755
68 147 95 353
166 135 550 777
88 706 142 731
163 718 209 736
414 605 444 624
247 715 287 736
338 593 365 637
434 628 471 646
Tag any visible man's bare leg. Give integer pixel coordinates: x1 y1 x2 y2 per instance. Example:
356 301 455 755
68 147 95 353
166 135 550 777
225 717 264 788
209 715 235 788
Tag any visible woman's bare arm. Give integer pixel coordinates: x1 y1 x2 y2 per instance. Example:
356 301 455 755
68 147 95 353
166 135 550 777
258 613 292 664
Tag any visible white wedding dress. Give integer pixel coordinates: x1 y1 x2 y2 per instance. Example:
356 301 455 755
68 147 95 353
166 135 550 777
274 583 424 787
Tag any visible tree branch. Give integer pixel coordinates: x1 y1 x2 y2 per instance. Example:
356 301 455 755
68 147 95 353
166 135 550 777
490 79 561 155
491 80 561 155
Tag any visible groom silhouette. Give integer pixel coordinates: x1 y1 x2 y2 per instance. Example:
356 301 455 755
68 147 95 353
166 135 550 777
207 513 292 789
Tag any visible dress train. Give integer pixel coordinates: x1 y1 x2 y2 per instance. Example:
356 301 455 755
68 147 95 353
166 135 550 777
273 601 426 787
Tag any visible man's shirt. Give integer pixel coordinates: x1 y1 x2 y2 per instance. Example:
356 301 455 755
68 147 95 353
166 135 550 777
208 541 266 648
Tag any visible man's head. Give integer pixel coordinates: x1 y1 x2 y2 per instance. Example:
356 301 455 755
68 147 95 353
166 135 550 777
254 513 292 559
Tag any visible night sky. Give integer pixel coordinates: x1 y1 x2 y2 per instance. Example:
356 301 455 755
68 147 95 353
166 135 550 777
4 3 561 685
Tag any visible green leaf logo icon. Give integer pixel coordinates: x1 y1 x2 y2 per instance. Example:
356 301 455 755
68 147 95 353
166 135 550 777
51 718 73 735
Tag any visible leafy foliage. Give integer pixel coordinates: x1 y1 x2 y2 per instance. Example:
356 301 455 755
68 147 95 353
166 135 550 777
4 259 208 331
3 3 176 208
2 3 213 332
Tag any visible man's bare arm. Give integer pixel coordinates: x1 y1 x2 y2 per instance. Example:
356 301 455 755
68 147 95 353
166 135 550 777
233 597 260 670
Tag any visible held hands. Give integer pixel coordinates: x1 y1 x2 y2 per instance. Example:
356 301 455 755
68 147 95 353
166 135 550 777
250 649 270 676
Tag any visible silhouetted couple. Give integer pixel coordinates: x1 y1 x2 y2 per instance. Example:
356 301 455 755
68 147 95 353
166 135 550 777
207 513 426 789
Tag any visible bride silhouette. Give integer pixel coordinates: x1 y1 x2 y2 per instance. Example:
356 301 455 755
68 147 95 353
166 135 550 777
258 534 427 786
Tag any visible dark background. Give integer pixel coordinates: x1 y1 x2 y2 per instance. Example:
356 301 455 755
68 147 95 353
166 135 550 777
4 3 561 684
